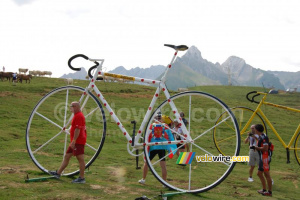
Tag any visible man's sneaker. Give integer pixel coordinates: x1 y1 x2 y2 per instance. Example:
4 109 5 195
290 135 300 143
72 177 85 184
262 191 272 196
248 177 254 182
272 179 274 185
48 171 60 179
257 189 266 194
138 179 146 184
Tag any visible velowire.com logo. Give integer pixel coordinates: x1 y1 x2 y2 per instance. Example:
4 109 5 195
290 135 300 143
176 152 249 164
196 154 249 162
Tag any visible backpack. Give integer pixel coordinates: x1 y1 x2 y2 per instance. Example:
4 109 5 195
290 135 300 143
151 124 165 139
268 142 274 157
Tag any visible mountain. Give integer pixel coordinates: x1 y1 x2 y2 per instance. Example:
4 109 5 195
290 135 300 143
163 56 221 90
60 47 299 92
60 67 87 80
164 46 285 90
179 46 228 85
220 56 285 90
109 65 165 80
267 71 300 92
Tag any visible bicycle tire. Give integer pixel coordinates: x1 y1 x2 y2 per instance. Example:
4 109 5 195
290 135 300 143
213 106 267 156
294 131 300 166
26 86 106 176
143 91 240 193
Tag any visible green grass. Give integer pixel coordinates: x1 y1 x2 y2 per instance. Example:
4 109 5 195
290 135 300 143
0 78 299 199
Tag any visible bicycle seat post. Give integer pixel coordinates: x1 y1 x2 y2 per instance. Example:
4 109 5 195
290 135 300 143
131 120 136 147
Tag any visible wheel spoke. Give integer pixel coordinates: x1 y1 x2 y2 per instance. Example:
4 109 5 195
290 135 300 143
86 143 97 151
85 107 100 119
63 88 69 126
193 115 231 142
33 130 64 154
35 112 63 130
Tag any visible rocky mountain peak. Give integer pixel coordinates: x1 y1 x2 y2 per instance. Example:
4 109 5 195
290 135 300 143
182 45 203 61
224 56 246 67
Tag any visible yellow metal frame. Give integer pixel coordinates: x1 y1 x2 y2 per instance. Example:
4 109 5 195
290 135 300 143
239 92 300 150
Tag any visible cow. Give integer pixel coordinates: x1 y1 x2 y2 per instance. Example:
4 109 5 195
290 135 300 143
18 74 32 83
19 68 28 74
38 71 46 76
35 70 42 76
0 72 13 81
178 88 189 92
29 70 37 76
44 71 52 77
65 78 73 85
32 70 40 76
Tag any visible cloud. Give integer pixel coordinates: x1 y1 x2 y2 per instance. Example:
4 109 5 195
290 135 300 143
12 0 36 6
64 8 90 18
282 58 300 69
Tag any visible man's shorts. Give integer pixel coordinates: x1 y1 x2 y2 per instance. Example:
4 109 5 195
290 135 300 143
248 149 259 166
149 150 166 161
258 153 271 172
66 144 85 156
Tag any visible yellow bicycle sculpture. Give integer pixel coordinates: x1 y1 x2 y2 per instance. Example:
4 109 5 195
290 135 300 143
213 91 300 165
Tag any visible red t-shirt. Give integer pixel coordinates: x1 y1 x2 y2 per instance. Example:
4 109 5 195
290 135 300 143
70 112 87 145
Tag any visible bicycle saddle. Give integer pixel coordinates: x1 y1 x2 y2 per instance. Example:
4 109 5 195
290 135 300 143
164 44 189 51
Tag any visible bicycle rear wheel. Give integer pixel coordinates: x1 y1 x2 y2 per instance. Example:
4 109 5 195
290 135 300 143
294 132 300 166
144 91 240 193
26 86 106 176
213 107 267 157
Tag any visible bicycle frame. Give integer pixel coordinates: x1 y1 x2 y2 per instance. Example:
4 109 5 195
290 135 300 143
80 50 191 149
240 92 300 150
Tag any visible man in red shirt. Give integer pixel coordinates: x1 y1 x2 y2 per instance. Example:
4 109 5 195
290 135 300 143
49 101 87 183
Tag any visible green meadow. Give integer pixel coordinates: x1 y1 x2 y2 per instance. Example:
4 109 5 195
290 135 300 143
0 77 299 200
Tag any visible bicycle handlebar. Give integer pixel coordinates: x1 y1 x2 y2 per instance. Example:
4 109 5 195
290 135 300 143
246 91 260 104
68 54 101 80
68 54 89 71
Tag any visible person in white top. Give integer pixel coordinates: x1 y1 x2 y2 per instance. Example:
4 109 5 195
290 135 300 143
173 119 185 156
244 124 259 182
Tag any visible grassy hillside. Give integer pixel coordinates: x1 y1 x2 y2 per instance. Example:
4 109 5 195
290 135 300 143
0 77 299 199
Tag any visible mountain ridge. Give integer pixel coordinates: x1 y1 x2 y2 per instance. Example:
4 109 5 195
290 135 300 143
60 46 299 91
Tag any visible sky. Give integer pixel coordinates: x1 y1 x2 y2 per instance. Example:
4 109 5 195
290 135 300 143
1 0 300 78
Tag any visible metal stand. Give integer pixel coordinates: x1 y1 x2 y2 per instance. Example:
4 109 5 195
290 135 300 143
25 174 57 183
160 191 187 199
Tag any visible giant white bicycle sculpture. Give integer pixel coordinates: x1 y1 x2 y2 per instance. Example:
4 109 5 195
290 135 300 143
26 44 240 193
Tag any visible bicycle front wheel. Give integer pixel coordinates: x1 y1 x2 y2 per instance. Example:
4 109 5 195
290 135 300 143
294 132 300 166
144 91 240 193
213 107 267 156
26 86 106 176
